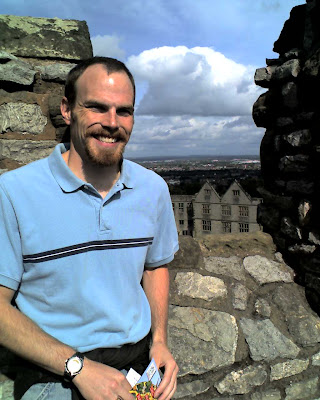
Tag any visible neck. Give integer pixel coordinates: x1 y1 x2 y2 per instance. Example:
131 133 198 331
62 148 121 198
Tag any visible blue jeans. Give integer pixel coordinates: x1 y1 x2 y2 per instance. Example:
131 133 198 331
21 382 72 400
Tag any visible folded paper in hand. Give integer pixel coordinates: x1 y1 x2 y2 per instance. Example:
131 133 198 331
126 359 161 400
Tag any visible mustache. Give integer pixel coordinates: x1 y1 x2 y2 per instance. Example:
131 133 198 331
86 127 127 140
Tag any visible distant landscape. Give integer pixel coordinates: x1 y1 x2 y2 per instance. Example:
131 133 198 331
131 155 262 197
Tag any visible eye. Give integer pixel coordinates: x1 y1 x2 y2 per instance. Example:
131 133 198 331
117 108 134 117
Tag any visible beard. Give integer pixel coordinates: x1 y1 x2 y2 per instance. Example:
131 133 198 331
73 126 130 168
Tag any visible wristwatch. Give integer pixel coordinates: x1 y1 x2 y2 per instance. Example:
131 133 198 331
64 352 84 381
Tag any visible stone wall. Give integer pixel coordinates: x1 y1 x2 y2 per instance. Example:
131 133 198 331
253 0 320 313
0 14 92 172
2 232 320 399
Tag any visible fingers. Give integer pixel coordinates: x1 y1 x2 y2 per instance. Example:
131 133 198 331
154 359 179 400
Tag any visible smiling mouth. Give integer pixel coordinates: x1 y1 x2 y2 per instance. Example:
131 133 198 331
92 135 119 144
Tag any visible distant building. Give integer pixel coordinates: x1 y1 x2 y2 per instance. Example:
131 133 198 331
172 180 262 237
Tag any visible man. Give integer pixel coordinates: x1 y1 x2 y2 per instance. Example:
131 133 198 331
0 57 179 400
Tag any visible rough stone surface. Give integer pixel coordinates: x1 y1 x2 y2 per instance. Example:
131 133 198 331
215 365 267 395
168 306 238 376
173 380 210 399
270 359 309 381
175 272 227 301
240 318 300 361
39 63 76 82
254 298 272 317
286 314 320 346
243 255 293 285
204 256 244 281
0 103 47 134
0 58 36 86
232 283 249 310
285 377 319 400
0 15 92 60
251 389 281 400
0 139 56 164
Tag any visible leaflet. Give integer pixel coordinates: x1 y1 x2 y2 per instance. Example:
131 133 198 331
127 359 161 400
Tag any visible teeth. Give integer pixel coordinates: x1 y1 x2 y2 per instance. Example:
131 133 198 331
97 136 116 143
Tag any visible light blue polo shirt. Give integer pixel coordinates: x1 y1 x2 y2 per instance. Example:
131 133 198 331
0 144 179 352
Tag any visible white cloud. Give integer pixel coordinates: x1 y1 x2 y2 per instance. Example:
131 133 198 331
91 34 126 60
125 115 264 157
127 46 263 117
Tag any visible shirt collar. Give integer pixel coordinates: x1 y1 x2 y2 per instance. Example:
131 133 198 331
48 143 134 193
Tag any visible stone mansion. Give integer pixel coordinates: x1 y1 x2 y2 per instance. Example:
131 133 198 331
171 180 262 238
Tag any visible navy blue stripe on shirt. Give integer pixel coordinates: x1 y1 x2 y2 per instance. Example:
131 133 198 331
23 237 154 263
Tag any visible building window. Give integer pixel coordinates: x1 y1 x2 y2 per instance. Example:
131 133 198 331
222 222 231 233
182 230 188 236
233 190 240 196
239 223 249 232
179 220 184 226
205 189 211 195
222 205 231 216
202 204 210 214
202 220 212 231
239 206 249 217
179 203 184 211
172 203 175 211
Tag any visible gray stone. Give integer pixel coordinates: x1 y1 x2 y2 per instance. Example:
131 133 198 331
279 155 309 173
312 350 320 365
276 117 294 127
0 379 14 400
173 379 210 399
215 365 267 395
270 359 309 381
288 244 316 255
254 66 276 88
286 314 320 346
0 139 56 164
284 129 312 147
286 180 314 195
273 59 301 81
0 103 47 135
170 235 204 270
285 377 319 400
243 255 293 285
0 15 92 60
309 232 320 246
282 82 298 109
232 283 249 311
281 217 302 241
39 63 76 82
0 59 36 86
255 298 271 317
0 50 17 61
175 272 227 301
251 389 281 400
168 306 238 376
240 318 300 361
204 256 244 280
298 200 312 225
272 285 308 315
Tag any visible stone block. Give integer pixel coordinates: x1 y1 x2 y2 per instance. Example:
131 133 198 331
215 365 267 395
173 379 210 399
0 15 92 60
270 359 309 381
254 66 276 88
279 155 310 173
251 389 281 400
284 129 312 147
168 306 238 376
240 318 300 361
169 236 204 270
39 63 76 82
243 255 293 285
204 256 244 281
175 272 227 301
272 59 301 81
0 102 47 135
0 57 36 86
281 81 298 109
285 376 319 400
0 139 56 164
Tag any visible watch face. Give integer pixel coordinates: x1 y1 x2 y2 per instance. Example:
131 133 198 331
67 357 82 374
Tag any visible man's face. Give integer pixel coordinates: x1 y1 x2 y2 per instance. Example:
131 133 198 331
62 64 134 167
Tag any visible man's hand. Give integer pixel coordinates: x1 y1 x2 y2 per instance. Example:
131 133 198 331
74 358 134 400
150 342 179 400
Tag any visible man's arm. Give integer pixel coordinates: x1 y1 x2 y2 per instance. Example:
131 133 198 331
142 266 179 400
0 285 133 400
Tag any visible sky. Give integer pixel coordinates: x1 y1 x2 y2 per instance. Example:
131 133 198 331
1 0 305 158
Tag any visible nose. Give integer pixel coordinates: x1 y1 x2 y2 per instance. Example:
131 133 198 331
101 108 119 131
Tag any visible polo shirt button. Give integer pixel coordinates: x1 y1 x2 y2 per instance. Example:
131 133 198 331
84 185 88 190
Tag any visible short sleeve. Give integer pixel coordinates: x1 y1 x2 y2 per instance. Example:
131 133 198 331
145 182 179 268
0 181 23 290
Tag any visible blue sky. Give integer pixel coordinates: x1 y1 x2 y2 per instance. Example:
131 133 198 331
1 0 305 158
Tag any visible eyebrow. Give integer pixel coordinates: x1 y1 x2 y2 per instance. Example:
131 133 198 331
83 100 134 112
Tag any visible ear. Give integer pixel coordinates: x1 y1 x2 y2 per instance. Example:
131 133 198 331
61 97 72 126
